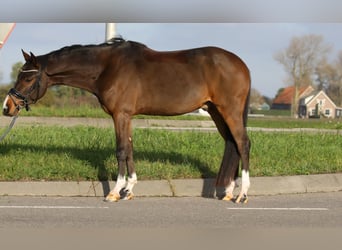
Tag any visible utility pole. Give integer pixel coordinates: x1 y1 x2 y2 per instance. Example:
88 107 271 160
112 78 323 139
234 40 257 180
105 23 116 42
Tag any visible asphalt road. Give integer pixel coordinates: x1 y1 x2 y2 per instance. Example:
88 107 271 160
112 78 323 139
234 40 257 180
0 192 341 249
0 192 341 228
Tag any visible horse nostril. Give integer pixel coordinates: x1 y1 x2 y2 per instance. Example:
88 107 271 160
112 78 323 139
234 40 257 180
3 107 8 115
2 105 11 116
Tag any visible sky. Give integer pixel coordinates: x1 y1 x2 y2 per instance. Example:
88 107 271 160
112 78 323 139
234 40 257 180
1 23 342 98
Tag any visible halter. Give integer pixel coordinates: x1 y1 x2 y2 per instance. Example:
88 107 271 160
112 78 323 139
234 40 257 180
7 69 41 111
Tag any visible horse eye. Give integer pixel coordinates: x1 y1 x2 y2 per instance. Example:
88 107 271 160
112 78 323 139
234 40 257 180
25 78 33 82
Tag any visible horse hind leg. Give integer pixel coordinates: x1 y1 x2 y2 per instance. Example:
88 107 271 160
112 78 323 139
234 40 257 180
213 104 251 203
219 141 240 201
226 116 251 204
207 103 240 201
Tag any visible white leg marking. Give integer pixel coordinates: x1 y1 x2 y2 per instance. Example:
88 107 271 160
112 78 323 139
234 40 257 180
241 169 250 192
106 173 137 201
225 180 235 196
222 180 236 201
105 174 127 202
113 174 127 193
236 170 250 203
3 95 9 110
122 172 137 200
125 172 137 193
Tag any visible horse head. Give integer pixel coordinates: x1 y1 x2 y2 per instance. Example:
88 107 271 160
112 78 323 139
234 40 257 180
3 50 46 117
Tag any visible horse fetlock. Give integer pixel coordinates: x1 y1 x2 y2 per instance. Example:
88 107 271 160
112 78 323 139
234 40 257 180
127 173 137 185
119 188 134 201
225 180 235 194
235 193 248 204
125 173 137 191
233 170 250 203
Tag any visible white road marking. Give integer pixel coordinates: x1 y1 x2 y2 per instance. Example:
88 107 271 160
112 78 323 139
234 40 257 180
0 205 109 209
226 207 328 211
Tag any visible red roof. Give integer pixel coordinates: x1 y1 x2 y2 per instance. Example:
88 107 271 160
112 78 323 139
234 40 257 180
273 86 314 105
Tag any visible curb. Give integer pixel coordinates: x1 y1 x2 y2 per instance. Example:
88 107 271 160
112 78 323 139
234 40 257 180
0 173 341 198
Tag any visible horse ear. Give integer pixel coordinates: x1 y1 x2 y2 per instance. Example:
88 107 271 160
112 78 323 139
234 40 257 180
22 49 31 62
30 52 38 66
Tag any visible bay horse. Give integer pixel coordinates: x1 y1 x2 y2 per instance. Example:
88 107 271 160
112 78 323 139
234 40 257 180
2 38 251 203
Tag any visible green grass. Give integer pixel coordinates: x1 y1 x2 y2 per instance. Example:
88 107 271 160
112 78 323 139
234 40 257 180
247 117 342 130
0 126 341 181
20 105 108 118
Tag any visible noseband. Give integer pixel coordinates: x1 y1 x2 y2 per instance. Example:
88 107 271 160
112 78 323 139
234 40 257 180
7 69 41 111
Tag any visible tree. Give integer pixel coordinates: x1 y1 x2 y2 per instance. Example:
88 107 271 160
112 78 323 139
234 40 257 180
314 51 342 107
10 61 23 84
315 58 336 92
274 34 331 117
328 51 342 106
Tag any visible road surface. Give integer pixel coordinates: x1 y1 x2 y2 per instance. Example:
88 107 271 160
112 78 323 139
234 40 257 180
0 192 341 249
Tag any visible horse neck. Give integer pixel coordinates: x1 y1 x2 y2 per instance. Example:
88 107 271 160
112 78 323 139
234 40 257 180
42 50 105 94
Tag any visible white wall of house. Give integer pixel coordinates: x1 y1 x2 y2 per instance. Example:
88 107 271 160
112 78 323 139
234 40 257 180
306 91 337 118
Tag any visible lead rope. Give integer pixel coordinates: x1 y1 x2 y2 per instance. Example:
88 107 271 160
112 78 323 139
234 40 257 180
0 116 18 142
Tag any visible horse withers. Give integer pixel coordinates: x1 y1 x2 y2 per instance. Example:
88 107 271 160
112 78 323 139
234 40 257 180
2 39 251 203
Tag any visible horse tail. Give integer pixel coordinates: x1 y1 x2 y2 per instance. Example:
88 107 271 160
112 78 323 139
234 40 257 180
243 74 251 127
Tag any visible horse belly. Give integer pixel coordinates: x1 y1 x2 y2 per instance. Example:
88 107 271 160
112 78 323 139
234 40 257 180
137 81 208 116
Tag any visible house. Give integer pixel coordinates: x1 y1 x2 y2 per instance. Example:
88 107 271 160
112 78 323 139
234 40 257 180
299 90 342 118
259 102 270 110
272 86 315 110
271 85 342 118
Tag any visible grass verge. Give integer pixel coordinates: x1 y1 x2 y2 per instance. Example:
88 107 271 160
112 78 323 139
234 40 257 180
0 126 341 181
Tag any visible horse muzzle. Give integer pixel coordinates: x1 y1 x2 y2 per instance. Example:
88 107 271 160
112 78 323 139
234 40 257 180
2 95 19 117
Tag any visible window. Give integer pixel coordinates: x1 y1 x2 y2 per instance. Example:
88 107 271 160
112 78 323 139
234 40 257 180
325 109 330 116
338 110 342 118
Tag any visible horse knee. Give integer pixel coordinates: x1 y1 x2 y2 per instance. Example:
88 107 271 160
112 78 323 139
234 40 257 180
116 148 128 161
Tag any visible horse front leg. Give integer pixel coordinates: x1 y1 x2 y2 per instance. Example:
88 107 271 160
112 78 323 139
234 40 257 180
105 112 137 202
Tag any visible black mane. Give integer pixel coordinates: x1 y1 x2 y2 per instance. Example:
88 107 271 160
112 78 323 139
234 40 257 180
46 37 128 57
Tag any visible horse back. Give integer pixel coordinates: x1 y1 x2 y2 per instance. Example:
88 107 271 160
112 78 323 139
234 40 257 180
101 42 250 115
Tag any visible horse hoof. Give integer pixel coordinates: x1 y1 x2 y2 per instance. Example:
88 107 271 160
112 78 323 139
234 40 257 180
235 195 248 204
122 192 134 201
105 193 120 202
222 194 234 201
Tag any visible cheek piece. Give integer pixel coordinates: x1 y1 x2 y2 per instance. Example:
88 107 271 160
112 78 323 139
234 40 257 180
7 69 41 112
